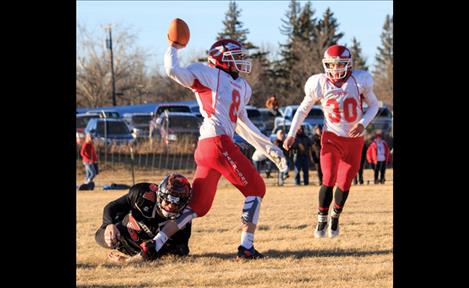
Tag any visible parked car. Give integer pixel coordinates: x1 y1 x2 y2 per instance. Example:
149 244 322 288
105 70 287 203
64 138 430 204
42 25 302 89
154 104 192 116
258 108 277 134
85 118 135 145
363 104 393 136
123 112 153 140
189 104 202 118
86 109 121 119
273 105 324 134
245 106 267 135
150 112 202 144
76 113 101 144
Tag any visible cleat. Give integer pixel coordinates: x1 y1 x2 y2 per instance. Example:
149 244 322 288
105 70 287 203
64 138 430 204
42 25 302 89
328 210 340 238
314 214 328 238
236 245 264 260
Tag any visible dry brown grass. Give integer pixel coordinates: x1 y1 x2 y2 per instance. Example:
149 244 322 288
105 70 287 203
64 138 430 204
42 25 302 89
77 169 392 288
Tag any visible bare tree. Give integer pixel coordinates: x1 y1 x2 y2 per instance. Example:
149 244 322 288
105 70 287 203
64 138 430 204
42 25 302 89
373 15 393 109
76 23 152 107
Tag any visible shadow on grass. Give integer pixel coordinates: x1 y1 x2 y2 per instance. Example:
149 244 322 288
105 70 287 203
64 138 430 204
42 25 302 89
264 248 393 259
77 248 393 267
77 261 149 269
77 285 152 288
188 247 392 260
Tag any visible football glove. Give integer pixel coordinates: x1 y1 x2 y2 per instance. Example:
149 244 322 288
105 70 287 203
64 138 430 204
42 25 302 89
139 240 160 261
266 145 288 173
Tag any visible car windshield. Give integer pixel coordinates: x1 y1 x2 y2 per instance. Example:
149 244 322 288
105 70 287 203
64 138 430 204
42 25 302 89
164 116 201 129
156 106 191 115
96 121 130 135
376 108 392 118
292 108 323 118
131 115 152 125
89 111 120 118
247 109 261 118
77 115 99 129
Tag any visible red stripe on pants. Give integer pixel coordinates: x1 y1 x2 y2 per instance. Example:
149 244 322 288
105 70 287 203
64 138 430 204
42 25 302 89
189 135 266 217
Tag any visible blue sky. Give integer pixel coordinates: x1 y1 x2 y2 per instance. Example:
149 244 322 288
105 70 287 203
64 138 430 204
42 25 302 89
77 1 393 71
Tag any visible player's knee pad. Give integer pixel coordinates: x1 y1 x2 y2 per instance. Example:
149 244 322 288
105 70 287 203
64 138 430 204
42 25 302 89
241 196 262 225
176 207 197 230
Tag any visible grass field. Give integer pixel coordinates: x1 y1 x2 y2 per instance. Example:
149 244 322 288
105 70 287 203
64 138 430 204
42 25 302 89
77 168 393 288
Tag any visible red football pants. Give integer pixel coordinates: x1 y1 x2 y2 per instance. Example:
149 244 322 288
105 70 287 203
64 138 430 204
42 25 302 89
320 131 364 191
189 135 266 217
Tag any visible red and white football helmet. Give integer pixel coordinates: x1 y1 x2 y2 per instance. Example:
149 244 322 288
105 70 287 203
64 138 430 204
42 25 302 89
207 39 252 74
322 44 353 82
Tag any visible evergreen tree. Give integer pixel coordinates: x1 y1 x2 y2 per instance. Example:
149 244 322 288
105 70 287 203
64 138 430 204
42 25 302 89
216 1 274 105
217 1 256 50
349 37 368 71
312 7 344 72
288 1 320 103
275 0 319 104
275 0 301 85
374 14 393 74
373 14 393 108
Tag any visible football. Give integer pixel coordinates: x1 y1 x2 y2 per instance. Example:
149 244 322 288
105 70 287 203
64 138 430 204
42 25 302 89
167 18 190 47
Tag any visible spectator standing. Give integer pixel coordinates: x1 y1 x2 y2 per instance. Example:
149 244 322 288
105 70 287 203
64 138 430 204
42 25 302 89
366 130 391 184
311 125 323 185
265 95 281 116
80 133 98 189
273 129 289 185
353 142 368 185
291 126 313 185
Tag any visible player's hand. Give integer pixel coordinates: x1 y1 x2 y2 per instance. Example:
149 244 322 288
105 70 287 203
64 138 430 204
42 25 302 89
108 251 143 264
283 136 295 151
107 251 129 263
167 39 185 49
139 240 159 261
104 224 120 248
348 123 365 138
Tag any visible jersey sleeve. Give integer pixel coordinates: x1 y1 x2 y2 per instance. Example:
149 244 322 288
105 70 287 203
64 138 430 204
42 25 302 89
186 63 219 91
243 79 252 104
287 75 321 137
355 71 379 127
164 46 196 88
102 194 132 226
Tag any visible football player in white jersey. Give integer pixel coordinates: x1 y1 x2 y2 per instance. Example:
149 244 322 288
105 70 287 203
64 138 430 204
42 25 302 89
137 38 288 260
284 44 379 238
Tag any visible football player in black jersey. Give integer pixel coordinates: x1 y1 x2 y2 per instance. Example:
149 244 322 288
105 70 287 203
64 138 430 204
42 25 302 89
95 173 192 262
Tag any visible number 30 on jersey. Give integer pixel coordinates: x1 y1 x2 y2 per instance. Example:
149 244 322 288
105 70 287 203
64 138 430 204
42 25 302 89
325 97 358 123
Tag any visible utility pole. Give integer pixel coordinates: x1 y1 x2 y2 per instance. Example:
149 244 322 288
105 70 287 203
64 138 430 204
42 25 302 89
105 24 117 106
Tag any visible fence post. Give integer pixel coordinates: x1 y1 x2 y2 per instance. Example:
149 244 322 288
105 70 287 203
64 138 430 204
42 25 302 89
151 149 156 172
129 144 136 186
111 143 114 171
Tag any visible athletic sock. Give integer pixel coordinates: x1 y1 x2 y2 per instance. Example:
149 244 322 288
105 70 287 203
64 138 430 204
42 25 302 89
240 231 254 249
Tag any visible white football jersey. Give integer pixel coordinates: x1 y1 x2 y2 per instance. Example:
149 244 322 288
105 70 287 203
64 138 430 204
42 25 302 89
288 70 379 138
164 47 252 140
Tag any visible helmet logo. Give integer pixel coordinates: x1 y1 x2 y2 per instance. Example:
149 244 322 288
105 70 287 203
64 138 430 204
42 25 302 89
210 46 224 57
341 50 350 57
225 42 241 50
